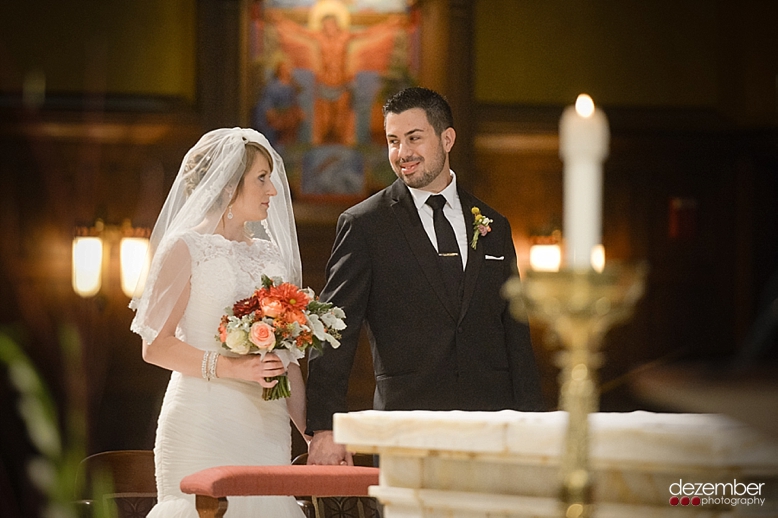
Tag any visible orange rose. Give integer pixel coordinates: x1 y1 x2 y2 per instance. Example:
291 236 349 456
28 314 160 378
260 297 284 318
249 321 276 352
285 309 308 327
218 315 229 342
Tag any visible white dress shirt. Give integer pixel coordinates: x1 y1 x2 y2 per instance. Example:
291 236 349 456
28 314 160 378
407 170 469 270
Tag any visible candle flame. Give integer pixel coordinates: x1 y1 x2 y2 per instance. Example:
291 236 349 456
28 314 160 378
575 94 595 118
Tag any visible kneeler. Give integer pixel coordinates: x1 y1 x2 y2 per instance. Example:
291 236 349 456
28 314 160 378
180 464 380 518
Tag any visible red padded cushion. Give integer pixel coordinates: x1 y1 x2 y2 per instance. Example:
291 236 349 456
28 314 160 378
180 465 379 498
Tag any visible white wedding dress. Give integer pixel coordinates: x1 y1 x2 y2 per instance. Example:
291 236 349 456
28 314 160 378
147 231 305 518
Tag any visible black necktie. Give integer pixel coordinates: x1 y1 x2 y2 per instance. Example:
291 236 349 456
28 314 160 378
426 195 463 297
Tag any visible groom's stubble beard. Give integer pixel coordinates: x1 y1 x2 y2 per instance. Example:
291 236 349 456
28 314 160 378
393 138 448 190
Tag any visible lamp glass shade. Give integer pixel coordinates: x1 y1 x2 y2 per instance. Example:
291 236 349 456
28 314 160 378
72 236 103 297
529 244 562 272
120 237 149 298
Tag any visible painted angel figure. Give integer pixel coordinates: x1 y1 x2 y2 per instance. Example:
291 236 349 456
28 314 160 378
268 3 404 146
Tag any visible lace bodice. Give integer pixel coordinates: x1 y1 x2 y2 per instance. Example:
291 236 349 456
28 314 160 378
177 232 287 350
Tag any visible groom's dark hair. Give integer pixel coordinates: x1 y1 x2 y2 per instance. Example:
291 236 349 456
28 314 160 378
383 87 454 136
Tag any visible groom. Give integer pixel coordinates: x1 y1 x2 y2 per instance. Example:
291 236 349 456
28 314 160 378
306 87 544 464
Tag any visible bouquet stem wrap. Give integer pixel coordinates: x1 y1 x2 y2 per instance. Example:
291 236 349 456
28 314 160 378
263 375 291 400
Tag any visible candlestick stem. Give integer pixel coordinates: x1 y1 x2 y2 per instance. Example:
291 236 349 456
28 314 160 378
503 264 647 518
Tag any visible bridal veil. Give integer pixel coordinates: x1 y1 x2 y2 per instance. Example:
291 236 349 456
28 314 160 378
129 128 301 344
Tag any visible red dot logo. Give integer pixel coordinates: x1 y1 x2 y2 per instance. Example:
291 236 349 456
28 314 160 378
669 496 680 506
681 496 691 506
692 496 701 506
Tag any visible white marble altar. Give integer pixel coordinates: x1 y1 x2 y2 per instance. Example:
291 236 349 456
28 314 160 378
334 410 778 517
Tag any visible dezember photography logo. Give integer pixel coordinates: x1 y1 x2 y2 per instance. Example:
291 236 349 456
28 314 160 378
668 479 767 508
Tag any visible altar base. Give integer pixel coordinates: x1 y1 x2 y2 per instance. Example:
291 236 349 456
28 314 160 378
334 410 778 517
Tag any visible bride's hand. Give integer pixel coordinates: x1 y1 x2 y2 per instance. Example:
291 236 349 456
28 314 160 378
223 353 286 387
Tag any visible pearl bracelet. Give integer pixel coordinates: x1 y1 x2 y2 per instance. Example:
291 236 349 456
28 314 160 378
201 351 219 381
201 351 211 380
209 351 219 380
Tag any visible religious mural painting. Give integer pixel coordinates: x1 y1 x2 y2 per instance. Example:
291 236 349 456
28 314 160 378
246 0 419 205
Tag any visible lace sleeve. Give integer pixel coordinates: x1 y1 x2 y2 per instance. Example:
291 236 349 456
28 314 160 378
130 237 192 344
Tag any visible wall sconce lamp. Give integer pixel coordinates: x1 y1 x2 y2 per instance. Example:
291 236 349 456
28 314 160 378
529 230 563 272
72 219 150 298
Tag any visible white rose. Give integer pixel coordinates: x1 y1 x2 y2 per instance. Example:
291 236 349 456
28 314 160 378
225 329 251 355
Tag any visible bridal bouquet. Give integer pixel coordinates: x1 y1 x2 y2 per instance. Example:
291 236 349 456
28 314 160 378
217 275 346 400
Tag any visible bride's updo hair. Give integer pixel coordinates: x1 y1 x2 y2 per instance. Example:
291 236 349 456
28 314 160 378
182 151 212 197
182 141 272 198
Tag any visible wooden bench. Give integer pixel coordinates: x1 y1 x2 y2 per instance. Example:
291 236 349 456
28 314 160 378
180 464 380 518
74 450 157 518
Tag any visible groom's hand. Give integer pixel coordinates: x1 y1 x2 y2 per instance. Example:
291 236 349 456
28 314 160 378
307 431 353 465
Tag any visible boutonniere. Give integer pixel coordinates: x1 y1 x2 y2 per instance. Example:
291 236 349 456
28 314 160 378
470 207 493 249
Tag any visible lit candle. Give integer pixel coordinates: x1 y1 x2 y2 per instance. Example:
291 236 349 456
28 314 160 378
559 94 610 269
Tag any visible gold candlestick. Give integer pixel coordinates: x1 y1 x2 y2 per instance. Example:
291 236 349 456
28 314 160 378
503 264 647 518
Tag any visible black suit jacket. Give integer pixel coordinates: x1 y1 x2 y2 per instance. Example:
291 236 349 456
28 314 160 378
306 179 544 432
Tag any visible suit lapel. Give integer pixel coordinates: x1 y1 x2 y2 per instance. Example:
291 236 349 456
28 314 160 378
389 181 460 321
458 189 484 324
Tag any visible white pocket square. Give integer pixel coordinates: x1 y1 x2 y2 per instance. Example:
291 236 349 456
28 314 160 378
485 255 504 260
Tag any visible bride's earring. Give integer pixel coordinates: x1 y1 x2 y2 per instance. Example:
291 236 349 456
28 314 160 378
227 205 234 220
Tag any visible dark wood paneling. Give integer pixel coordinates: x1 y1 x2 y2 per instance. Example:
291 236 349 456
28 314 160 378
472 111 778 410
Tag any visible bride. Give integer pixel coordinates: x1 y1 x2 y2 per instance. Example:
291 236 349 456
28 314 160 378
130 128 307 517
